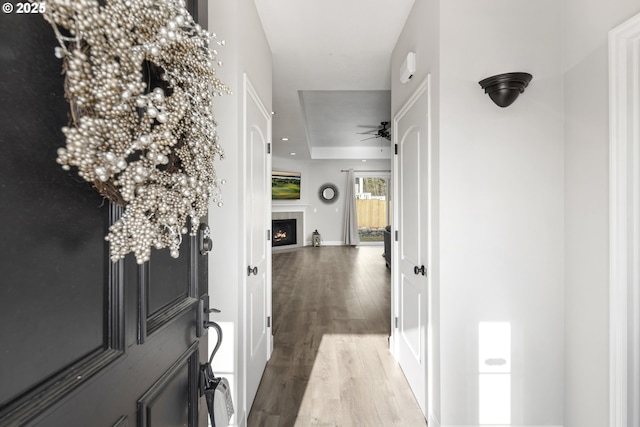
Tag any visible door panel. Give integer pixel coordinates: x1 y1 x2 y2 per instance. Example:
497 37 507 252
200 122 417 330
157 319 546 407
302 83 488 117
137 343 199 427
140 240 198 343
147 248 190 315
400 127 421 266
249 123 267 364
244 74 272 411
0 12 111 409
250 274 267 355
401 275 422 360
0 3 209 425
394 77 430 416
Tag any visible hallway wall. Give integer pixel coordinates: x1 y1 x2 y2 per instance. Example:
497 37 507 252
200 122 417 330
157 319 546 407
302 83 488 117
393 0 564 425
439 1 564 425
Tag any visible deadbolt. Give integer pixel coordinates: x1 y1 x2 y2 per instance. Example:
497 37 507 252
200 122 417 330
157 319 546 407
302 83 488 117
199 224 212 255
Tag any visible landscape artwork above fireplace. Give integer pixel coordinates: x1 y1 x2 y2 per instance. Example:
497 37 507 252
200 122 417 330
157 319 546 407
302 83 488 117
272 219 297 247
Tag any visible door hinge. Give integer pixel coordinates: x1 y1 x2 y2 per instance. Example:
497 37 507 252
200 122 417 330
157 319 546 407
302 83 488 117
267 229 271 241
267 316 271 328
394 144 398 155
395 230 398 241
395 317 399 329
267 143 271 154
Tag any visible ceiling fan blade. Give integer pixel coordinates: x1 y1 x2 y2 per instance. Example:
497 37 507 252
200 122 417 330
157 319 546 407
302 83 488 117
357 121 392 139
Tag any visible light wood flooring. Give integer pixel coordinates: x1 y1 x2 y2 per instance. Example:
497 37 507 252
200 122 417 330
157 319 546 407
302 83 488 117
247 246 427 427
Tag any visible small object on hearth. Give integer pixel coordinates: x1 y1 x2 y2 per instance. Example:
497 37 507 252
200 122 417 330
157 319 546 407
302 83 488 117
312 230 321 247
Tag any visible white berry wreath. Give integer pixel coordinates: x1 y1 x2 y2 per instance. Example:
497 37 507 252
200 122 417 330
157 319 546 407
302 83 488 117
37 0 230 263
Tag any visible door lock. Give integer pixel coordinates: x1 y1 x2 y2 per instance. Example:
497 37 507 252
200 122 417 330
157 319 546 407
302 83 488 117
199 224 212 255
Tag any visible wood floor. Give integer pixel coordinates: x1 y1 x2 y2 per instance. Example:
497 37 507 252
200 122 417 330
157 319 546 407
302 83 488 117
247 246 426 427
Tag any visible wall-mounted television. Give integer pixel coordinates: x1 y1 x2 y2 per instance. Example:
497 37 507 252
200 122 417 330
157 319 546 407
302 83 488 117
272 171 301 200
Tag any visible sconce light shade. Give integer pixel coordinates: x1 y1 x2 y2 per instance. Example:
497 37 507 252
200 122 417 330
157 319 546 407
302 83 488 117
478 72 532 108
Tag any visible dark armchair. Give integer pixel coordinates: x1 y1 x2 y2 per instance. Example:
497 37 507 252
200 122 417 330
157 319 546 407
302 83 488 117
383 225 391 268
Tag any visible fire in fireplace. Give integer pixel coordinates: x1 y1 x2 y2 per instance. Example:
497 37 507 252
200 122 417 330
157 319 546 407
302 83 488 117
272 219 297 247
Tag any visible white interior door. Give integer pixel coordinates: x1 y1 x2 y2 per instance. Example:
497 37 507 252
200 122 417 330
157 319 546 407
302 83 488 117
393 77 430 416
244 74 272 411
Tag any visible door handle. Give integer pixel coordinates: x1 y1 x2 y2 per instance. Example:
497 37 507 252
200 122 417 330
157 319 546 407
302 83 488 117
414 265 426 276
197 295 220 338
247 266 258 276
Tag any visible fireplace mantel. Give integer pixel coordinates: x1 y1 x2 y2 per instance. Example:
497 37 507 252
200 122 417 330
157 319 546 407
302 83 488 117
271 203 310 213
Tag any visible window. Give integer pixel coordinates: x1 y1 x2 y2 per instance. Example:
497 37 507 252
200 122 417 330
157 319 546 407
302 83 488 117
354 175 390 243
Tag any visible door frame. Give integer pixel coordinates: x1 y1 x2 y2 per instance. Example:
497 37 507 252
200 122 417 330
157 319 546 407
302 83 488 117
391 75 432 417
609 12 640 427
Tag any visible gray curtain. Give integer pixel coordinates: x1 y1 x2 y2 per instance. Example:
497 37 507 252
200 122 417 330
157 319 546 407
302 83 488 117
343 169 360 245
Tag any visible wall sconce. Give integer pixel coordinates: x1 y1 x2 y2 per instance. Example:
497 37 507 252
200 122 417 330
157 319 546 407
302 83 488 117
478 72 532 107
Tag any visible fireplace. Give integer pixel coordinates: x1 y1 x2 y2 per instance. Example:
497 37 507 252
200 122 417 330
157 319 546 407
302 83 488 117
272 219 297 247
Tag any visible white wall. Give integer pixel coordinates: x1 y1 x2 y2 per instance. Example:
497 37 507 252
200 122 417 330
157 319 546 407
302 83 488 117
208 1 272 425
563 1 640 426
272 156 391 245
393 0 564 425
440 1 564 425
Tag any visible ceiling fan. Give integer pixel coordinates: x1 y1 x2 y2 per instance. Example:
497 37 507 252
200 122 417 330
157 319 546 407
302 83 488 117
358 121 391 141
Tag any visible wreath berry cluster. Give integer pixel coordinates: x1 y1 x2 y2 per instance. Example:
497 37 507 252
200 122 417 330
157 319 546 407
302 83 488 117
38 0 230 263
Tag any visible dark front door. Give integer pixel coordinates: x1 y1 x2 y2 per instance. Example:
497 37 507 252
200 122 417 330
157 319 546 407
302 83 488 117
0 2 211 426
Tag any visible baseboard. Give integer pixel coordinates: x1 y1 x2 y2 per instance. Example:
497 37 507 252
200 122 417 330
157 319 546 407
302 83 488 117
321 240 344 246
441 425 562 427
287 241 379 248
357 241 384 247
304 240 343 246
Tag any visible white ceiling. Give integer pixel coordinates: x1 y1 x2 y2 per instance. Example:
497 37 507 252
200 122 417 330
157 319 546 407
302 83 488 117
253 0 415 160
